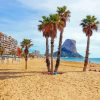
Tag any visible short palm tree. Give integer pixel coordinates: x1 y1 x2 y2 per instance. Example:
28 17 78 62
55 6 70 72
38 16 51 72
21 39 33 70
80 15 99 71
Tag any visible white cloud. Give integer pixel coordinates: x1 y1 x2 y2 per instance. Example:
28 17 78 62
17 0 100 16
17 0 69 13
70 0 100 13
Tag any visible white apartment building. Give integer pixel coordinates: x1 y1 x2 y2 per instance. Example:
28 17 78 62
0 32 18 54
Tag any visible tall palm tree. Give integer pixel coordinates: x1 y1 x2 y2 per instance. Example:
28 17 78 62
49 14 59 74
38 16 51 72
55 6 70 72
21 39 33 70
80 15 99 71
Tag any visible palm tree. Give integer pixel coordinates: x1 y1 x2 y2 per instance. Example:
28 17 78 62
80 15 99 71
21 39 33 70
38 16 51 72
54 6 70 72
49 14 59 74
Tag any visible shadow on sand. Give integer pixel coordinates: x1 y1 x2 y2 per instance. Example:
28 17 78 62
0 69 83 80
0 69 44 80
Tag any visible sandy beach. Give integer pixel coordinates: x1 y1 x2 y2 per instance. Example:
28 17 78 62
0 58 100 100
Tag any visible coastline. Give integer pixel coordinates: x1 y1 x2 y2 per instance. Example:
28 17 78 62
60 57 100 64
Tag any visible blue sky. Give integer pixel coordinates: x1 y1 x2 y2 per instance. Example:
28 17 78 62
0 0 100 57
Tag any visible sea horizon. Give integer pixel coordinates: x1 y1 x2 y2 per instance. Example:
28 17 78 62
61 57 100 64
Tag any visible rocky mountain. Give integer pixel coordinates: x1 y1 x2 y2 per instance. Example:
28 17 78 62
54 39 83 57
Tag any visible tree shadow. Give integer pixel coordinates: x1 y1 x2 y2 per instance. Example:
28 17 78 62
0 68 84 80
0 75 23 80
0 69 17 71
0 70 44 80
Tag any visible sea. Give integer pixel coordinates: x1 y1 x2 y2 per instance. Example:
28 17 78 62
61 57 100 64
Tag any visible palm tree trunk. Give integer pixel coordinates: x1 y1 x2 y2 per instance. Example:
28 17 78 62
55 30 63 72
24 46 28 70
83 35 90 71
46 37 51 72
51 38 54 74
25 54 27 70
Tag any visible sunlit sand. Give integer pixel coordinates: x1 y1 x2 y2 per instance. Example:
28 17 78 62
0 58 100 100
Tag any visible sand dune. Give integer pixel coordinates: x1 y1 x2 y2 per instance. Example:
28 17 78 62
0 58 100 100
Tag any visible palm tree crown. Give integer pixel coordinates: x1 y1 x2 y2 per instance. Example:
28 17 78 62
80 15 99 36
38 14 60 38
57 6 70 28
48 14 60 38
38 16 51 37
21 39 33 49
21 39 33 56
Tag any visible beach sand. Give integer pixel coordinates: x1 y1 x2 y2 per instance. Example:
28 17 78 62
0 58 100 100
